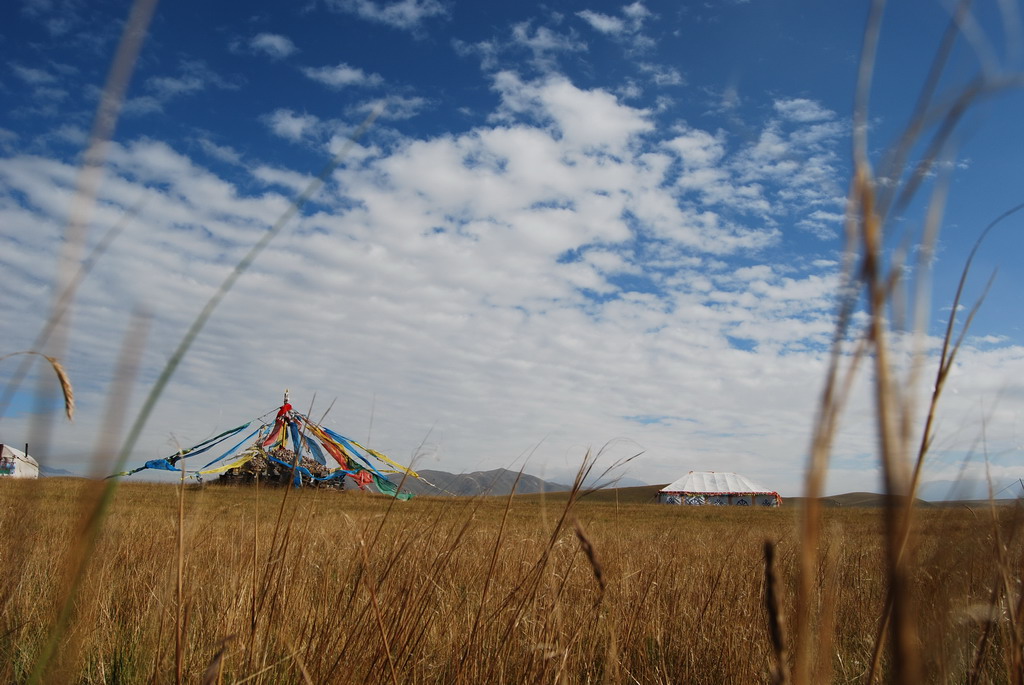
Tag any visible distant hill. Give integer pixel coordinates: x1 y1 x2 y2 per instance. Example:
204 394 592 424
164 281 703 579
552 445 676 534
771 492 1019 507
792 492 934 508
513 484 664 505
390 468 571 497
388 470 1020 506
602 475 649 489
39 464 78 477
512 486 998 507
835 492 932 507
918 478 1024 502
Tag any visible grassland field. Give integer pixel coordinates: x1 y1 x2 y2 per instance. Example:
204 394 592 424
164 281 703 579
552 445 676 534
2 477 1020 684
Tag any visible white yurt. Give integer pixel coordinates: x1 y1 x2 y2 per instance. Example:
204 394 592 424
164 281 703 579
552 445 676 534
659 470 781 507
0 444 40 479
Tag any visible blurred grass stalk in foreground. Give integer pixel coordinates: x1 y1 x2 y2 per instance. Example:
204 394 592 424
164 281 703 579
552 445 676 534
794 1 1024 684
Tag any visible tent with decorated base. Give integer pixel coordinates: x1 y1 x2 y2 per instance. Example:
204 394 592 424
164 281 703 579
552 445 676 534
1 444 39 479
112 392 420 500
658 470 781 507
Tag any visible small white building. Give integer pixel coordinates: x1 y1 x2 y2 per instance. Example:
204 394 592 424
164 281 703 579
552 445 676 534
0 444 39 479
659 470 781 507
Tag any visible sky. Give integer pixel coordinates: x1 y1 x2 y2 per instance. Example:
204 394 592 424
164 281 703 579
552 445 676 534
2 0 1024 497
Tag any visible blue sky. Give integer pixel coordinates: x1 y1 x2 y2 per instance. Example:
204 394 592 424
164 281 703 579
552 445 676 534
2 0 1024 496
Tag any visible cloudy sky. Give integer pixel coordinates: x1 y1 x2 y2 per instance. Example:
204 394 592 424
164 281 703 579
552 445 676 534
2 0 1024 496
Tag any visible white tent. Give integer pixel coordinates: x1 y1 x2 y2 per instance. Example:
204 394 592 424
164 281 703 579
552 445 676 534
659 470 781 507
0 444 39 479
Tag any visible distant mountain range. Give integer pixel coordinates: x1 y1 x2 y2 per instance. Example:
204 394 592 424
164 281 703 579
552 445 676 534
389 468 572 497
917 478 1024 502
387 468 1024 503
388 467 652 497
39 464 78 477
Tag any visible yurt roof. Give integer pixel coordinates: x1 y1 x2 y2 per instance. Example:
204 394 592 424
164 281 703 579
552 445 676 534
1 443 38 467
659 470 777 495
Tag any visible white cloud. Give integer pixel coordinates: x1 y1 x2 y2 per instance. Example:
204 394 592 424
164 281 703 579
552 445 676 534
970 334 1008 345
509 21 587 70
774 97 834 123
452 38 501 71
0 128 19 152
577 10 625 35
148 74 206 99
491 72 653 153
44 124 86 146
355 95 428 120
798 209 844 240
121 95 163 116
716 84 741 112
458 17 589 75
250 33 298 59
638 62 684 86
324 0 447 31
725 100 846 214
584 248 636 275
21 0 84 37
666 127 726 168
31 86 69 102
197 138 244 166
264 109 320 142
302 63 384 89
654 104 846 224
622 1 651 22
577 2 654 50
11 64 57 84
616 80 643 100
1 127 1017 496
128 60 237 116
251 165 316 195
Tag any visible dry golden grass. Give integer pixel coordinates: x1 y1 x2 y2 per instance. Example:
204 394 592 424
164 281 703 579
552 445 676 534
1 477 1021 684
